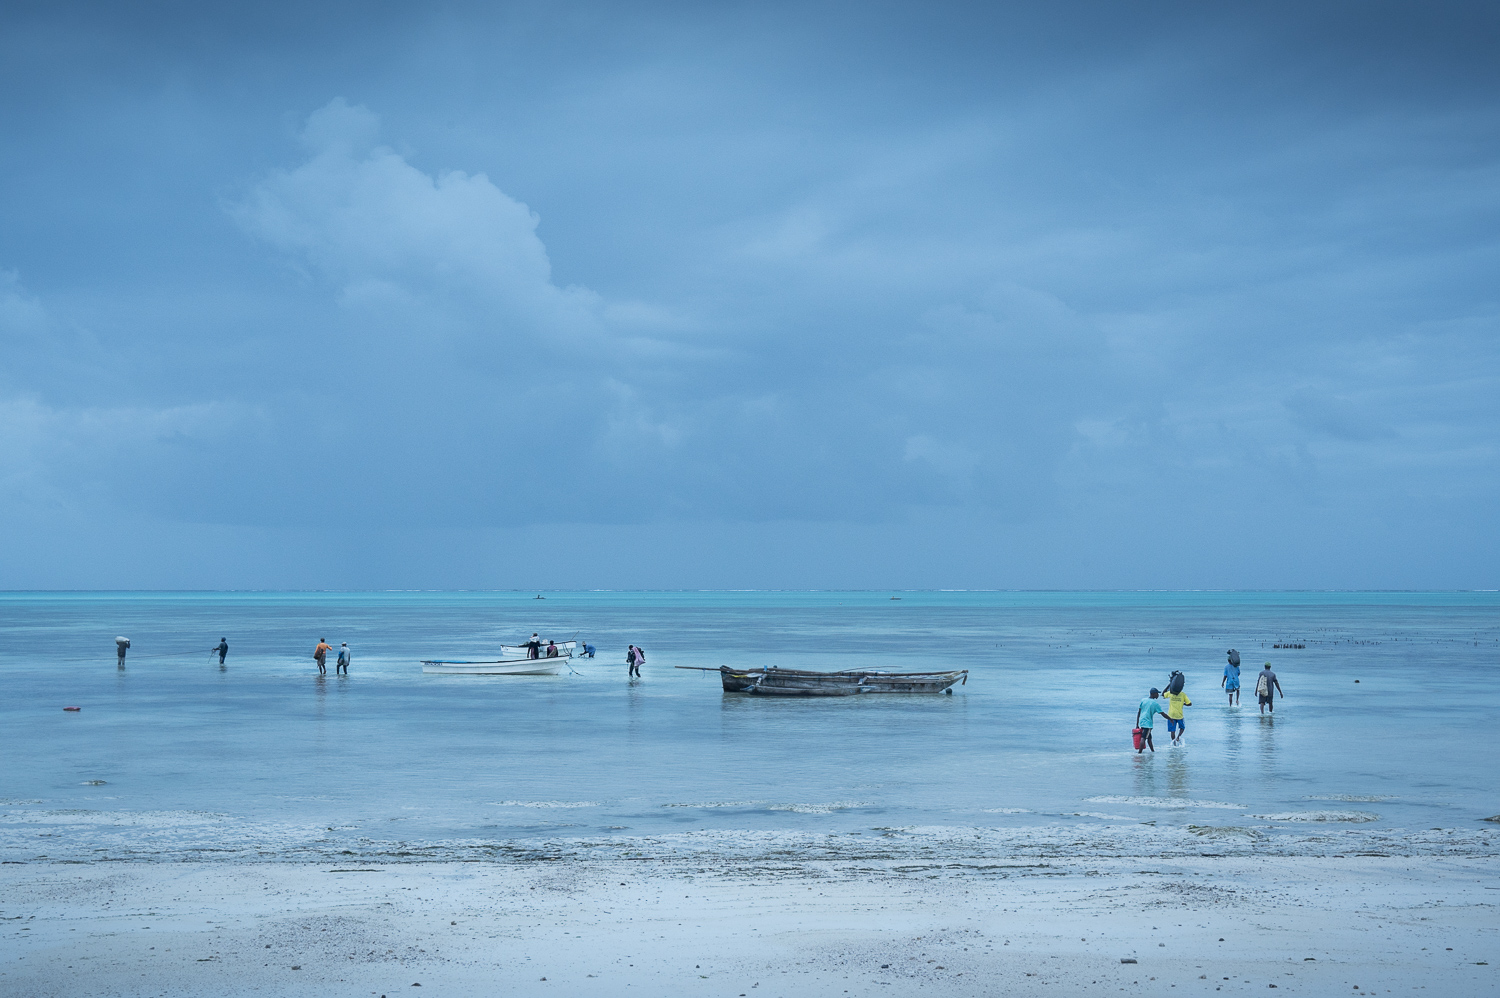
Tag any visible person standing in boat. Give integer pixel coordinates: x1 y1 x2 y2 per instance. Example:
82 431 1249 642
526 634 542 660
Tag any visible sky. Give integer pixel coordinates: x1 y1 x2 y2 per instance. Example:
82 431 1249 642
0 0 1496 590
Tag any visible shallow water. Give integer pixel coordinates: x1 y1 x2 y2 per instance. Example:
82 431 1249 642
1 591 1496 860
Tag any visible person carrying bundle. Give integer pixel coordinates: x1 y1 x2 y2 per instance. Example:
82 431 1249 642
1256 663 1283 714
1161 670 1191 745
1222 649 1241 705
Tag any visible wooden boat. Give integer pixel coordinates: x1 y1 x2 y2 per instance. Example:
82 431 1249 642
422 657 567 676
677 665 968 695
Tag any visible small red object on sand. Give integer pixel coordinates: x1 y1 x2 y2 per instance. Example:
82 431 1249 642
63 706 81 711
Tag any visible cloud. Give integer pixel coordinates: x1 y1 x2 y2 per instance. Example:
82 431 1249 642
0 269 46 338
230 98 602 346
1 3 1498 586
1284 388 1397 442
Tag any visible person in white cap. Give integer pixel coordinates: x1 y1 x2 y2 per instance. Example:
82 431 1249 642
336 642 351 674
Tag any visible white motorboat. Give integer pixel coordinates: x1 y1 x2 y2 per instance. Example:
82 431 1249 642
422 657 567 676
496 639 577 659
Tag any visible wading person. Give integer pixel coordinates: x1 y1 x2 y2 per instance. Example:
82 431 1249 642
115 636 130 668
313 638 332 675
336 642 350 674
1135 688 1164 753
1223 649 1240 705
626 644 640 678
1256 663 1283 714
1162 683 1192 745
214 637 228 666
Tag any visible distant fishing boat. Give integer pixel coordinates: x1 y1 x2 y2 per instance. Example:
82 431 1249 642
422 657 567 676
676 665 967 696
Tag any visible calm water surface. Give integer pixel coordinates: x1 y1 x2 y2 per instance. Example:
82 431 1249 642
1 591 1496 857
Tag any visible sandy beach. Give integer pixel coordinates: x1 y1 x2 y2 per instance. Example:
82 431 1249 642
3 849 1494 997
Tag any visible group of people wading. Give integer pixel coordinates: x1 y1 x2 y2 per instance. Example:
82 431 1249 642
1134 648 1285 753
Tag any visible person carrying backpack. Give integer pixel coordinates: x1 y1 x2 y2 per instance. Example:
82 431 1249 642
1256 663 1283 714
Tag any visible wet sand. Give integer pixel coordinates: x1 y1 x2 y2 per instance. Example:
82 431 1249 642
2 854 1494 996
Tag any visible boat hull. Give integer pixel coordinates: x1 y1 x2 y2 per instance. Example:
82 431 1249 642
717 666 967 695
422 658 566 675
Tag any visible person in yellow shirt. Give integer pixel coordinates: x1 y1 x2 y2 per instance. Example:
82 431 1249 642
1162 688 1191 745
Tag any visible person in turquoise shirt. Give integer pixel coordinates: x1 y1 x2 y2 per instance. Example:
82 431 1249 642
1136 688 1165 753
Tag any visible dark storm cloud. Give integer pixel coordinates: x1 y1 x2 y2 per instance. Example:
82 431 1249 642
0 1 1496 587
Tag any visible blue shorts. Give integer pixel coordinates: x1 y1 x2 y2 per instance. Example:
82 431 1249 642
1167 717 1184 734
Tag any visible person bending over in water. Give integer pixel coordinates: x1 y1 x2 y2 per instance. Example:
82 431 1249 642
1256 663 1283 714
1162 686 1192 745
1223 649 1240 705
313 639 332 675
1136 688 1165 753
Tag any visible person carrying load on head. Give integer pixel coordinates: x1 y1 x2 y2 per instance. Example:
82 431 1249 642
1223 649 1241 705
1161 671 1191 745
115 636 130 668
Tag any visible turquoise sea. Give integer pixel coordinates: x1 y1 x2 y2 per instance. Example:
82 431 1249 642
1 591 1496 861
